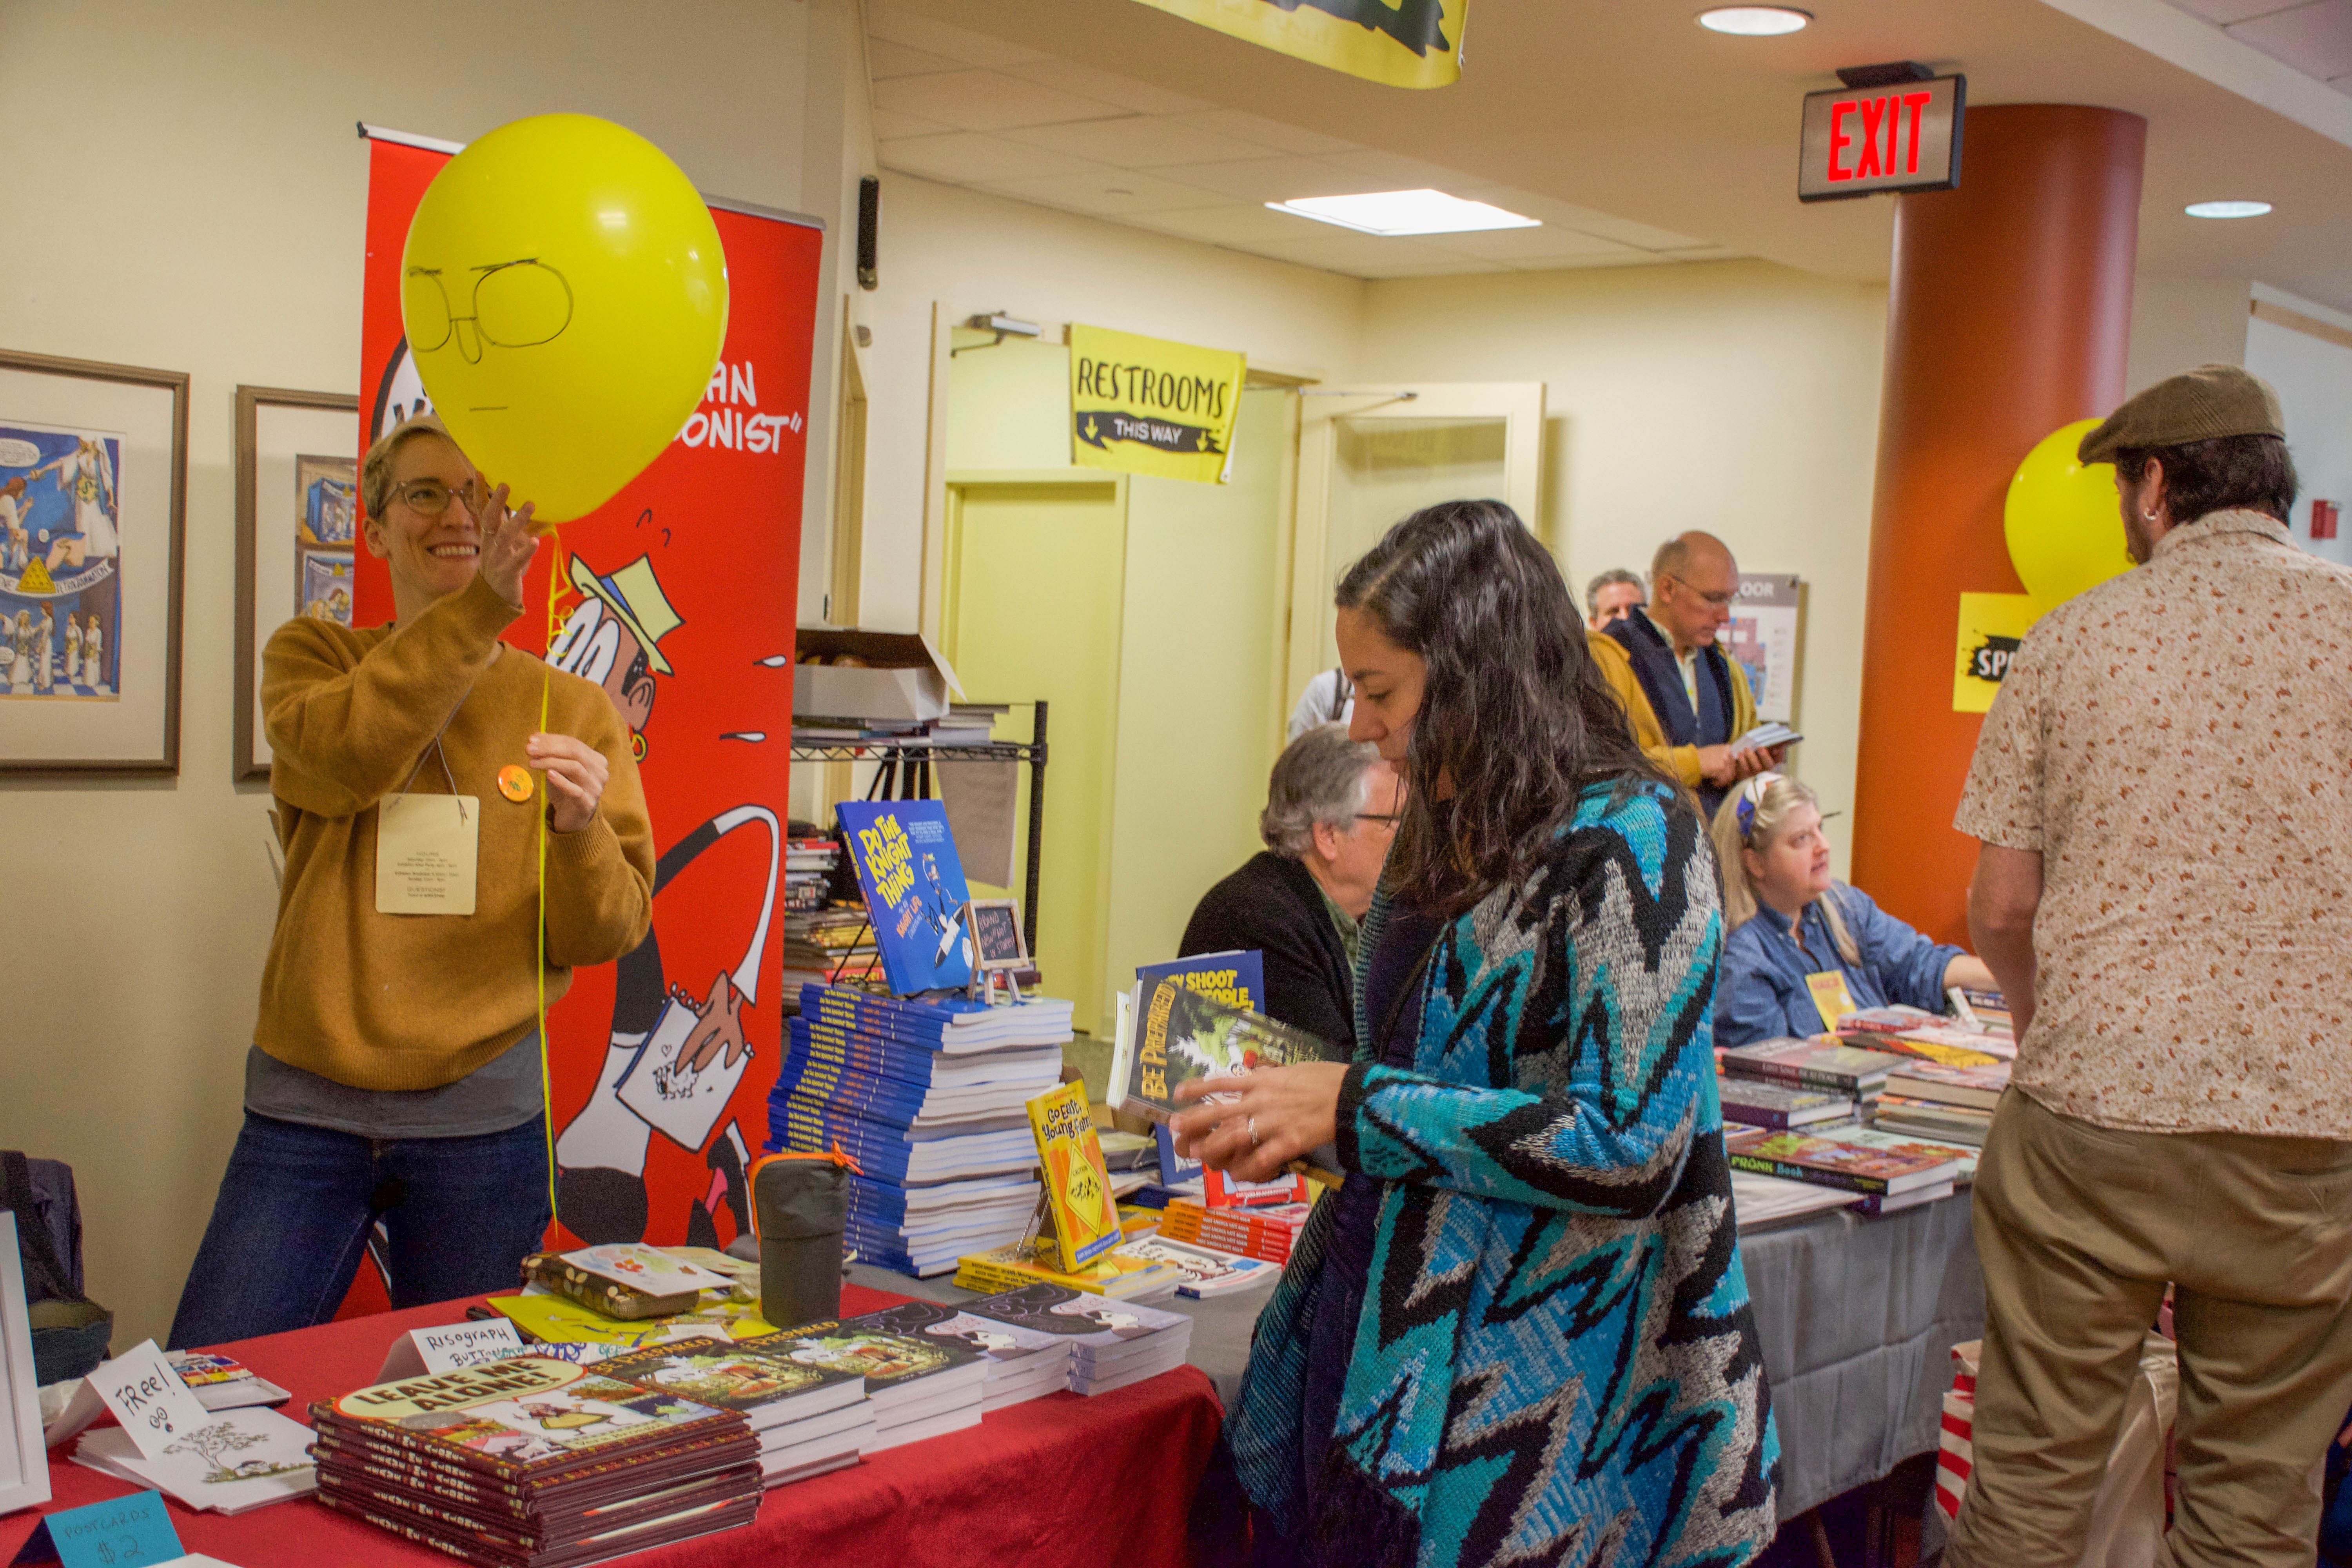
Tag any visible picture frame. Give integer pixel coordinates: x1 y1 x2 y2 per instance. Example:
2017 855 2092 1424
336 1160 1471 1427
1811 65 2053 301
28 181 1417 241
966 897 1029 973
0 348 187 775
0 1213 52 1517
234 385 359 782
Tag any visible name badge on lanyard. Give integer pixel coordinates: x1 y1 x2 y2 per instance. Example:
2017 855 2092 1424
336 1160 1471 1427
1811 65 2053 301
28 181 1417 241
1804 970 1858 1036
376 793 480 915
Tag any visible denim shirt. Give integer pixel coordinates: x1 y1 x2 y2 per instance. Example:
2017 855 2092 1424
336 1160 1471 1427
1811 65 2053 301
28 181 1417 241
1714 882 1963 1046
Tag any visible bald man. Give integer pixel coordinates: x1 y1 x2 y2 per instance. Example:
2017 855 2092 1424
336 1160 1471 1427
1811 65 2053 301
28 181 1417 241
1589 532 1779 818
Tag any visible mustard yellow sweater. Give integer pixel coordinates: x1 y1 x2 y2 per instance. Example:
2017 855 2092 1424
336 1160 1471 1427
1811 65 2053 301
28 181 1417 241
257 575 654 1091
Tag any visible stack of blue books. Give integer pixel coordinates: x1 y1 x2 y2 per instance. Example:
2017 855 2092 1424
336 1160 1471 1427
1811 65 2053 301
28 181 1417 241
766 983 1073 1276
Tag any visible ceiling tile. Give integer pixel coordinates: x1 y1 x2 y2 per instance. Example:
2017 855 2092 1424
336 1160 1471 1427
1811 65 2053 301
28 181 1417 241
873 68 1130 131
1166 109 1363 156
1409 225 1645 262
2227 0 2352 80
1499 251 1689 274
999 114 1272 168
867 38 967 80
1152 155 1402 203
975 169 1234 216
879 132 1111 184
1316 149 1479 189
1132 204 1348 245
864 4 1049 67
1256 234 1508 278
1000 58 1216 117
871 109 955 140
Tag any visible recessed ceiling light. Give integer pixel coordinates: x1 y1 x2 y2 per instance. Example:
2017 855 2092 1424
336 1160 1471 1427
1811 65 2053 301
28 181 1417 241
1697 6 1811 35
1265 189 1540 237
2185 199 2272 219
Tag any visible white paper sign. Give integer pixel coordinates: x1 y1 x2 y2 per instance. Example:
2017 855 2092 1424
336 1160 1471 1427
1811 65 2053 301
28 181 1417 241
86 1341 210 1460
375 1319 525 1382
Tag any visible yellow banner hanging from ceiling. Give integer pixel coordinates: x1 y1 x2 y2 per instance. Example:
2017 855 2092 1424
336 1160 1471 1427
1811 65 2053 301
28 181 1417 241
1131 0 1466 90
1070 324 1247 485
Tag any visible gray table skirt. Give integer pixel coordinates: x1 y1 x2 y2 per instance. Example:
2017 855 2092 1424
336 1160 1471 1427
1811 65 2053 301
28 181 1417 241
847 1186 1984 1525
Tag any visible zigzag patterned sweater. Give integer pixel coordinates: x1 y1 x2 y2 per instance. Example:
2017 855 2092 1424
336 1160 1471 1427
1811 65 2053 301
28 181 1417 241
1227 780 1781 1568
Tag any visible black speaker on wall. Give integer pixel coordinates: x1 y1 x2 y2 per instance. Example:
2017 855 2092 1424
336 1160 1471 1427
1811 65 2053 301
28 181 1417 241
857 176 879 290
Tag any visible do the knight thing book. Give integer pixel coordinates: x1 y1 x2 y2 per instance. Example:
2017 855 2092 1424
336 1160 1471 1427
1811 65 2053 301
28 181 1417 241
1026 1081 1121 1272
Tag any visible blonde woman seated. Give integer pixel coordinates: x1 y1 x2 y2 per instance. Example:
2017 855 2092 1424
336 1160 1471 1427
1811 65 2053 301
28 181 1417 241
1712 773 1994 1046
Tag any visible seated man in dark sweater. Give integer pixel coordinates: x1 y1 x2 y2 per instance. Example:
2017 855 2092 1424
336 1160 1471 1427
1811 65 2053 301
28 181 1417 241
1178 723 1398 1053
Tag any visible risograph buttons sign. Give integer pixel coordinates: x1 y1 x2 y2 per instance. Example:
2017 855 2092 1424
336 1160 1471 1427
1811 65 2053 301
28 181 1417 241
1798 76 1964 201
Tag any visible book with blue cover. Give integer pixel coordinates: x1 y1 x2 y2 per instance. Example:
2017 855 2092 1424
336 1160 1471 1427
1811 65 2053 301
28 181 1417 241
799 984 1074 1053
1136 951 1265 1013
835 801 977 994
793 1018 1063 1089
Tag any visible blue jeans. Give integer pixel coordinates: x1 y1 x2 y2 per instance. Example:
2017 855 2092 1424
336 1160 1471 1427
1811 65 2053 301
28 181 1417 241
167 1110 552 1350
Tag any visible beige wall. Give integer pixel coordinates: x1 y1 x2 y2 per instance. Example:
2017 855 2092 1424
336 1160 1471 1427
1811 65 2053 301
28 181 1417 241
849 174 1363 634
1353 261 1889 868
0 0 866 1351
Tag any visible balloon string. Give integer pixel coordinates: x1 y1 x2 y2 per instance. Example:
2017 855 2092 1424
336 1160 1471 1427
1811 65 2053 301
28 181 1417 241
537 524 568 1243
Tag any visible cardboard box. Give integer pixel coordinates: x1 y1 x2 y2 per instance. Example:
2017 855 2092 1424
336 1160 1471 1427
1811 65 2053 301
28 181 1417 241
793 626 965 722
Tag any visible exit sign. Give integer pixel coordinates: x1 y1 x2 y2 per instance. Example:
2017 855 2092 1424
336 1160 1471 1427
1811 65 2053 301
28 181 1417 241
1798 75 1965 202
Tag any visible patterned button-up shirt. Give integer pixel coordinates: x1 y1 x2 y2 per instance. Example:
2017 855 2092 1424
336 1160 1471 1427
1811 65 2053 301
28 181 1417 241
1956 508 2352 1137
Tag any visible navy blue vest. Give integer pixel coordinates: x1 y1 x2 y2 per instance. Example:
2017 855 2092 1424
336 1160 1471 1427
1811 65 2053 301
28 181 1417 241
1603 612 1736 818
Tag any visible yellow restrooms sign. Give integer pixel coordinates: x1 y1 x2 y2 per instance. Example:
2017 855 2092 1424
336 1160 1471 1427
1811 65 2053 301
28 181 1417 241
1131 0 1466 90
1070 324 1248 485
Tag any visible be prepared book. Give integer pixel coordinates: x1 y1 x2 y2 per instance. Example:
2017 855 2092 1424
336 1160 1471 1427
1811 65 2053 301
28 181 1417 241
1107 973 1341 1123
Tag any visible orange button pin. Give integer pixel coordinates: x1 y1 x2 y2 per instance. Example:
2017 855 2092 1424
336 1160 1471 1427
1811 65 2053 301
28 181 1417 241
497 764 535 803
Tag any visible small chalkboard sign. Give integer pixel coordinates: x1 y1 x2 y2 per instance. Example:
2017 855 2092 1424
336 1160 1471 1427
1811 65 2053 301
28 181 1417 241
966 898 1027 972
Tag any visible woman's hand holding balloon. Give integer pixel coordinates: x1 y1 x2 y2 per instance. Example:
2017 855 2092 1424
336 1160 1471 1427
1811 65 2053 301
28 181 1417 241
1169 1062 1349 1185
476 483 540 608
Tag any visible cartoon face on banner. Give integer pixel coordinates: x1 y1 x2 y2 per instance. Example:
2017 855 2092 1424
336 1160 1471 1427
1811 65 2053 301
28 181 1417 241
356 135 818 1268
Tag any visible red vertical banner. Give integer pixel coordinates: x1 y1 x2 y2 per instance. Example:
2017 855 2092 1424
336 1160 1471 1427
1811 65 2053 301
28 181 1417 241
357 133 820 1253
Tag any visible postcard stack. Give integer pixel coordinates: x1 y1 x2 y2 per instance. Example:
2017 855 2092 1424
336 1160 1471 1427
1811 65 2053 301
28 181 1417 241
311 1357 762 1566
586 1336 870 1490
956 1283 1193 1397
743 1320 987 1450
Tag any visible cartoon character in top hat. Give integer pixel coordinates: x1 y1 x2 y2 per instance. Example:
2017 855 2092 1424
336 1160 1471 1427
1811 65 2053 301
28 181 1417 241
548 552 780 1251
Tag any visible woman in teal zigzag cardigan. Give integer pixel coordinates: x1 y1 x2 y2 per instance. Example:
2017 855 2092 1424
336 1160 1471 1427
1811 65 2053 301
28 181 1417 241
1174 501 1780 1567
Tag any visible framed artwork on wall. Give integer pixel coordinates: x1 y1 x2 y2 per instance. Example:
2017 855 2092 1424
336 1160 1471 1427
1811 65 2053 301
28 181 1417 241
0 348 187 775
234 385 358 782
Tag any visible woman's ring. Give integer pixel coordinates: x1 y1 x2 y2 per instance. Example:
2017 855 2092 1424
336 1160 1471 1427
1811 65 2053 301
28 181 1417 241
1248 1115 1261 1147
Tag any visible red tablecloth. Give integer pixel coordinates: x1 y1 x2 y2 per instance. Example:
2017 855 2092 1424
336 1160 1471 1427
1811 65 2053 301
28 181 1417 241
2 1289 1225 1568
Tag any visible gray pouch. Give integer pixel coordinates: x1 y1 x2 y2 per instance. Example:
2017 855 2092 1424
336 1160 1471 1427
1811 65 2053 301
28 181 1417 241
750 1152 850 1330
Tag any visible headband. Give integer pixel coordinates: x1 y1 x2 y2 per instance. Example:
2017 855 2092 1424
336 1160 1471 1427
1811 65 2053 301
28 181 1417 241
1732 772 1784 840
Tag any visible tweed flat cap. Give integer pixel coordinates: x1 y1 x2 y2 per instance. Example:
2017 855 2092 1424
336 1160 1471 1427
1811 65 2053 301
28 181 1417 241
2078 364 2285 464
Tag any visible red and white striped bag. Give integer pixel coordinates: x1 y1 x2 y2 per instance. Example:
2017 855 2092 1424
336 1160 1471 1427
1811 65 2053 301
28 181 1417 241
1935 1335 2178 1565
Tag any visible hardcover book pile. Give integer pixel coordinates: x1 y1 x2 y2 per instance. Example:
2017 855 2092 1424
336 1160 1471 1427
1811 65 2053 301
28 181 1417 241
780 901 882 992
784 835 842 914
1156 1198 1312 1265
744 1317 987 1451
956 1283 1193 1397
1835 1005 2013 1146
768 983 1071 1275
841 1296 1074 1413
585 1337 870 1490
311 1357 763 1567
1725 1127 1965 1216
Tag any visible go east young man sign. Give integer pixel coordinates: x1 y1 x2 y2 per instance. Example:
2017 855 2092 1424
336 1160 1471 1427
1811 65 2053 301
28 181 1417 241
1798 75 1964 201
1069 323 1248 485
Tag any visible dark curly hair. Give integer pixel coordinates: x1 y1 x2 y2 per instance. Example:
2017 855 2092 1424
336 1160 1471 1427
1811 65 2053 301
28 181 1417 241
2111 433 2297 526
1336 499 1670 916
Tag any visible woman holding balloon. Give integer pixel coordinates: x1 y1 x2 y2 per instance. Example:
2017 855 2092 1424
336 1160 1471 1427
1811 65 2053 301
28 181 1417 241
166 417 655 1347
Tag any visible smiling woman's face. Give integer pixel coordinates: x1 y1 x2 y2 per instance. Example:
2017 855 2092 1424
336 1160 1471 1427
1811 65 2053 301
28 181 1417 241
364 433 483 609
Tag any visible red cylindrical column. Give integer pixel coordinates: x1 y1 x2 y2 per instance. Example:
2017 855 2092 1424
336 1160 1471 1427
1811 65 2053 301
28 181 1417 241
1849 105 2146 942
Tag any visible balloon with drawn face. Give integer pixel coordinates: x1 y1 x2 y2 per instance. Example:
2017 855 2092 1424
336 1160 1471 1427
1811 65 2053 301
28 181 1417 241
400 113 729 523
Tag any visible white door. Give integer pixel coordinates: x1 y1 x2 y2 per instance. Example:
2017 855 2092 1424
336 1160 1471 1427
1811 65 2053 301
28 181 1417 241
1285 383 1545 706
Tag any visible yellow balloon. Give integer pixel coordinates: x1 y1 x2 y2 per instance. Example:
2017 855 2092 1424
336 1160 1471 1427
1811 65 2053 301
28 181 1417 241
402 114 727 523
2004 418 2134 608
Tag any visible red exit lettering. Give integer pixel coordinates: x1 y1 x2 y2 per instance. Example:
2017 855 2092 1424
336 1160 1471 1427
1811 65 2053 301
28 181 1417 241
1825 88 1936 183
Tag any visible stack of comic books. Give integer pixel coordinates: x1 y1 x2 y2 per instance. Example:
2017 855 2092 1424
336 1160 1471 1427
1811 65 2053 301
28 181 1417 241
1156 1198 1313 1265
955 1283 1194 1397
741 1320 987 1451
310 1357 762 1566
835 1296 1076 1414
585 1337 871 1490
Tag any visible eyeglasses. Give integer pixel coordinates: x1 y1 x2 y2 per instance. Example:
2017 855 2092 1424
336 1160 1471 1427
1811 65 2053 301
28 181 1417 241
388 477 481 518
1354 812 1403 830
404 260 575 365
1664 573 1736 609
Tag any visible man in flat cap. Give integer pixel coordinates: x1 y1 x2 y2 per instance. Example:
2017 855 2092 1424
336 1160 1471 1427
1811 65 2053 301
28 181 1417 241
1947 365 2352 1567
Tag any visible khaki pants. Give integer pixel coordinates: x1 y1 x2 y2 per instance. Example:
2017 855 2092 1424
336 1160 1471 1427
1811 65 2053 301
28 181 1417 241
1947 1091 2352 1568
